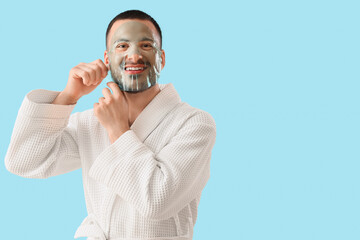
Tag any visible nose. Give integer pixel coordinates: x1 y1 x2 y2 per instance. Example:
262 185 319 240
126 47 143 63
127 53 143 63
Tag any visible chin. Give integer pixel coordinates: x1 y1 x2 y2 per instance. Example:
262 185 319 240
123 89 146 94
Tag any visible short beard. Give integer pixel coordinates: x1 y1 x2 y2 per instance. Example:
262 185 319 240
109 66 159 93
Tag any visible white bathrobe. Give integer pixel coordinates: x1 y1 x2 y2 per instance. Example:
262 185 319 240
5 83 216 240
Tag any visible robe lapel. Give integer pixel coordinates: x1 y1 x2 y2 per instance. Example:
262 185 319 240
130 83 181 142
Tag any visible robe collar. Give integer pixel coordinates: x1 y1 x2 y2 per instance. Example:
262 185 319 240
130 83 181 142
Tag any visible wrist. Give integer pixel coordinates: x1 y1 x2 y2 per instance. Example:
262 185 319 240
108 126 130 144
52 91 79 105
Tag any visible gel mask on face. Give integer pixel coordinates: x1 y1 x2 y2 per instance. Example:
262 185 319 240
107 21 163 92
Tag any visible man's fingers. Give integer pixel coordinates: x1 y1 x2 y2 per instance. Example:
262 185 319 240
87 64 102 85
73 66 91 86
99 97 105 104
107 82 121 98
77 64 96 85
92 59 108 78
102 87 112 99
93 102 99 114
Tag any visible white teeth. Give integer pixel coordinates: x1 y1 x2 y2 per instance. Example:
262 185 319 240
126 67 144 70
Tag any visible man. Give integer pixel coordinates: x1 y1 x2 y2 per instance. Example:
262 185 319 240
5 10 216 240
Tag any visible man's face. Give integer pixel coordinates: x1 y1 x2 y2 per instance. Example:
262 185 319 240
107 20 163 92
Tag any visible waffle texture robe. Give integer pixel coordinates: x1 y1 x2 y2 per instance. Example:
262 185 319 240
5 83 216 240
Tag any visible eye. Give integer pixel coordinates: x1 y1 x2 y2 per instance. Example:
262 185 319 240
142 43 153 49
116 44 128 49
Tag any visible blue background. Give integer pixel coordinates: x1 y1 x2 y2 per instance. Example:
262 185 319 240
1 0 360 239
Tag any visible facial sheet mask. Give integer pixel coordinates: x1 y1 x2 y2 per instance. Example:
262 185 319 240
107 21 163 92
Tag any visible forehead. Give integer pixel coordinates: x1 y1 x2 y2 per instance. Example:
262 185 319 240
108 19 160 46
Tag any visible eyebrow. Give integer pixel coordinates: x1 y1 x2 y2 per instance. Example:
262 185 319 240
113 37 154 45
113 39 129 45
139 37 154 42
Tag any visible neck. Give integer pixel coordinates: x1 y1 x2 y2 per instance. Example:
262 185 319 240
123 84 161 126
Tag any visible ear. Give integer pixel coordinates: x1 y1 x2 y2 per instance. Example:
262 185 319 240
161 49 166 70
104 50 109 66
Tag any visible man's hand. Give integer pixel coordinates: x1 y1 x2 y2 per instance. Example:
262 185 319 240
52 59 108 105
94 82 130 143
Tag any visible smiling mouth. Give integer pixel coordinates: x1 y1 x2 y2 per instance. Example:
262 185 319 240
124 66 148 74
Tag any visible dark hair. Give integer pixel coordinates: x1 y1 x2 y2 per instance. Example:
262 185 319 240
106 10 162 49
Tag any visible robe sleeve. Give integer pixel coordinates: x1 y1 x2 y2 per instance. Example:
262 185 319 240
5 89 81 179
88 111 216 220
